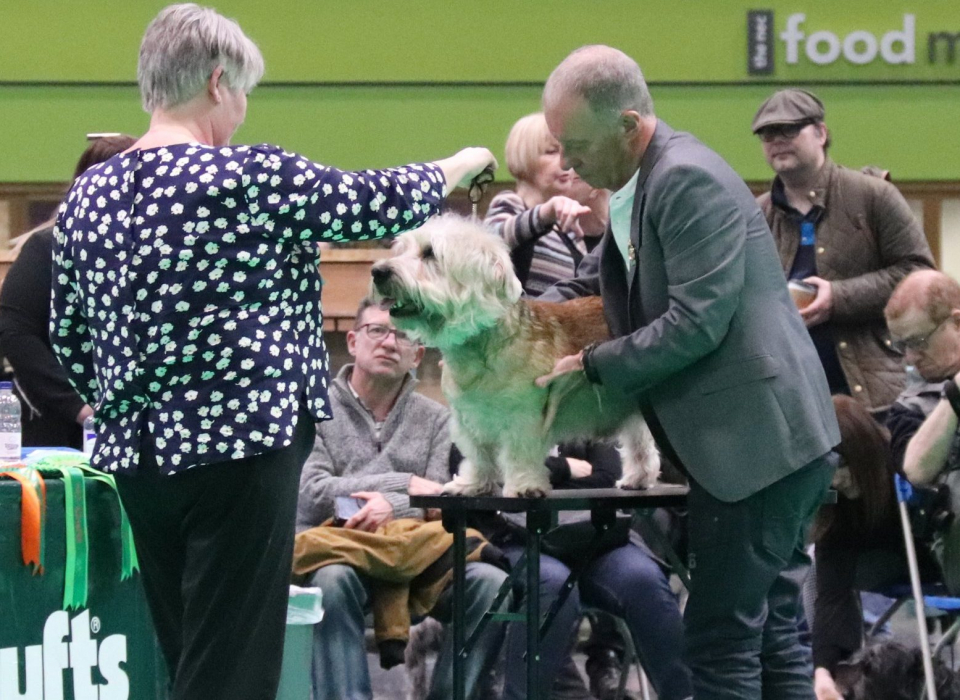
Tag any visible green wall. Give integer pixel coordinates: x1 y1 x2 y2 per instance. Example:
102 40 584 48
2 1 958 183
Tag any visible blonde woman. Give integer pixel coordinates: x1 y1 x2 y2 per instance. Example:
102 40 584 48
484 112 606 296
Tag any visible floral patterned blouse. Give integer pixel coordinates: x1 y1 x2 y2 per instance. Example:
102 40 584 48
51 143 445 475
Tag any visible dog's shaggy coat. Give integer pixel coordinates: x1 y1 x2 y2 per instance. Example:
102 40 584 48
370 214 658 497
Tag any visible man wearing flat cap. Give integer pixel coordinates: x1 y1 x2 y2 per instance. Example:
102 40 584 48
753 88 934 412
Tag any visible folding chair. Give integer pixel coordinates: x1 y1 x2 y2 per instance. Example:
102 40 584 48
581 608 652 700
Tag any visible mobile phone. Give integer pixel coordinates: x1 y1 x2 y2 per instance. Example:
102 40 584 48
334 496 366 525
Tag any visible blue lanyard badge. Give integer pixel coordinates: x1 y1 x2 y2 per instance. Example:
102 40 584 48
800 221 816 247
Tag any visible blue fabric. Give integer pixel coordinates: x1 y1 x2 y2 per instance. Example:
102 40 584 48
307 561 507 700
772 181 849 396
502 543 692 700
51 144 445 475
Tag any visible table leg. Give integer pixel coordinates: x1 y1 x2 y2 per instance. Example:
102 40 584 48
539 507 615 639
526 508 551 700
442 509 468 700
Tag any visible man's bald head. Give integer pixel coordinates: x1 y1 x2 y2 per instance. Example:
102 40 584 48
886 270 960 326
543 45 654 121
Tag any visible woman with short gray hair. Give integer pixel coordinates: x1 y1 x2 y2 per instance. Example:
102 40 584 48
50 5 496 699
137 3 264 113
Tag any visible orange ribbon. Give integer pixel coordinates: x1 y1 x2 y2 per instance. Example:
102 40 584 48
1 469 46 573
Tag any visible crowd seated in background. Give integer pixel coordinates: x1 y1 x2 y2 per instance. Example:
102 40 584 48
294 297 508 700
0 134 134 449
810 269 960 700
807 394 938 700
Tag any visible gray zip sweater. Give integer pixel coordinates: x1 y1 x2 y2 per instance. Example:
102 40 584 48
296 364 451 532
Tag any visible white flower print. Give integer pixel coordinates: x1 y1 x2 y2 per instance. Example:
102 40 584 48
50 144 444 475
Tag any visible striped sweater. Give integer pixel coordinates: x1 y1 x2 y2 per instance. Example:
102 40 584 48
483 190 587 296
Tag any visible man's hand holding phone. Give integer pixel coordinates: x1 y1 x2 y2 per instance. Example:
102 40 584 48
342 492 395 532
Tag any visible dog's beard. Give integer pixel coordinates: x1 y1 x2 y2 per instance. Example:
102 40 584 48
373 273 512 349
371 275 444 345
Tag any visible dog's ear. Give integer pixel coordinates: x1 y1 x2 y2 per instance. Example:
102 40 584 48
833 660 863 694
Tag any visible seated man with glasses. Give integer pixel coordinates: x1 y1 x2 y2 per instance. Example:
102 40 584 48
296 297 508 700
808 269 960 700
752 88 933 413
886 270 960 588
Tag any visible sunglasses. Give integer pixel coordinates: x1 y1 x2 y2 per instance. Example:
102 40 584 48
757 120 816 143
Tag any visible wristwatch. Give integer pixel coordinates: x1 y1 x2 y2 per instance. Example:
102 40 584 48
942 379 960 419
581 342 602 385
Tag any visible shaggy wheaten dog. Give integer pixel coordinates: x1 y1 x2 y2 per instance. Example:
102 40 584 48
370 214 658 498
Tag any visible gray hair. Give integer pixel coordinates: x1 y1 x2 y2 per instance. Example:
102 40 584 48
138 3 264 112
543 45 654 122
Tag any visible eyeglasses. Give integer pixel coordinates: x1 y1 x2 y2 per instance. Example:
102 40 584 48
757 121 815 143
890 317 952 354
357 323 417 348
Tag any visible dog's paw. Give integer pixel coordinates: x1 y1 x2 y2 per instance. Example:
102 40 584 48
442 477 497 497
503 480 550 499
616 474 657 490
513 486 548 498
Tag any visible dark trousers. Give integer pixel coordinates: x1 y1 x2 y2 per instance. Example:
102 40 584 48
684 455 834 700
115 411 316 700
812 542 939 673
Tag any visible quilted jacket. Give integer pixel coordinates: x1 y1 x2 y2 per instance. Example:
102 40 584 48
758 159 935 410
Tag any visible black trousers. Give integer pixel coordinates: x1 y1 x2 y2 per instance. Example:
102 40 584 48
684 455 835 700
812 539 939 673
115 411 316 700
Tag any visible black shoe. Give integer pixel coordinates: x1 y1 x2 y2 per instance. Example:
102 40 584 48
585 649 640 700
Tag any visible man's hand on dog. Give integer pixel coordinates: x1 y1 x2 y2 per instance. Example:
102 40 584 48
344 492 395 532
536 351 585 388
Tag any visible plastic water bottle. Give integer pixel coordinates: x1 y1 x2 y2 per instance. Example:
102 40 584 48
0 381 22 463
83 415 97 458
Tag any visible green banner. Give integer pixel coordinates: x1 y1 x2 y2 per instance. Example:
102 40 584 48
2 1 959 85
0 479 167 700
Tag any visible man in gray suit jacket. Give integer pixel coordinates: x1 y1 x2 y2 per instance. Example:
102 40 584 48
536 46 841 700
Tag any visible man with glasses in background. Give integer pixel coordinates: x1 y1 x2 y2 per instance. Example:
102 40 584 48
753 88 934 413
296 297 507 700
886 267 960 638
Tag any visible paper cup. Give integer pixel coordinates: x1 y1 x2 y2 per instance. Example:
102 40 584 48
788 280 818 310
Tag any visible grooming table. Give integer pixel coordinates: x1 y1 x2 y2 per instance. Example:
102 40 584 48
411 486 689 700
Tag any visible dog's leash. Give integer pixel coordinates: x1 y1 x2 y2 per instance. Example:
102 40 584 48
468 166 495 220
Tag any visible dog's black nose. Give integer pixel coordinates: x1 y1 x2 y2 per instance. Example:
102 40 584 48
371 265 392 285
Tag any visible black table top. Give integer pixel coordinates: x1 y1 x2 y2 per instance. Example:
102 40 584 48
411 484 838 513
410 484 690 513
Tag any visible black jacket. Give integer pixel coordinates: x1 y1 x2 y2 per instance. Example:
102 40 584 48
0 228 84 448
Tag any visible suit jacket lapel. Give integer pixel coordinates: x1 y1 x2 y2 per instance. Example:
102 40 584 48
599 225 630 335
626 120 673 324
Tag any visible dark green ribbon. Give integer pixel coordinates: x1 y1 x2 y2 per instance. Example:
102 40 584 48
18 456 140 609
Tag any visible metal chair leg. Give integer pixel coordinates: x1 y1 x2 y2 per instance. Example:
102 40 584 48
933 615 960 657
